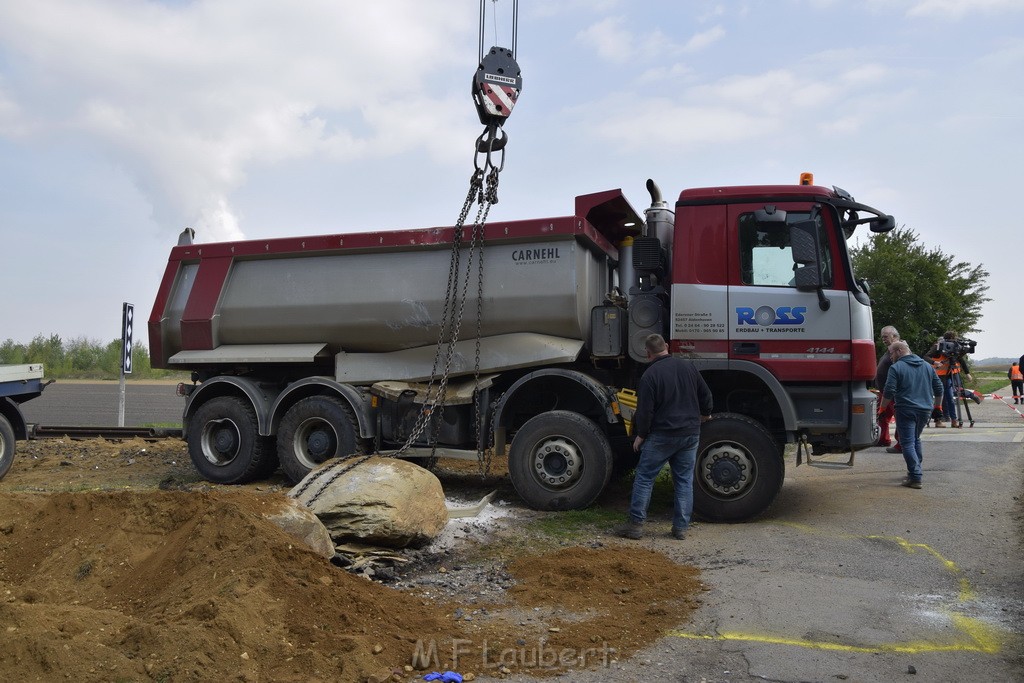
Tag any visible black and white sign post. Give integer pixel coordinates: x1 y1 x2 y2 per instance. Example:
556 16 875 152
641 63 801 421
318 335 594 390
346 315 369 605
118 302 134 427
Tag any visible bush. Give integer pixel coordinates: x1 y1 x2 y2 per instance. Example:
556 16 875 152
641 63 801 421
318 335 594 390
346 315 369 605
0 335 185 380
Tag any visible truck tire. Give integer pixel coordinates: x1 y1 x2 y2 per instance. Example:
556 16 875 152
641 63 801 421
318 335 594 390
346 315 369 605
508 410 613 511
693 413 784 522
0 415 15 481
277 396 362 484
187 396 272 484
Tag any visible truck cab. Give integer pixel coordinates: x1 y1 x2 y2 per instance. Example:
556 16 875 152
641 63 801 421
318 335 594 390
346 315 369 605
612 177 893 519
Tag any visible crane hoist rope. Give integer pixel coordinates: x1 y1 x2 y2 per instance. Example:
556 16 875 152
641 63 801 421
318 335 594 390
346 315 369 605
292 2 521 504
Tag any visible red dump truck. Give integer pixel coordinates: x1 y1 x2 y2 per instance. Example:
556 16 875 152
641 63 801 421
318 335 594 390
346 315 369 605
149 175 894 521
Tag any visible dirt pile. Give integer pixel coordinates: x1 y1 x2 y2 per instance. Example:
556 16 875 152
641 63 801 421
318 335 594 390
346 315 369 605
0 440 703 682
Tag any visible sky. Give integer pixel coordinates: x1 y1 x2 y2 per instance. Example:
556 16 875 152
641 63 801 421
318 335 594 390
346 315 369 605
1 0 1022 361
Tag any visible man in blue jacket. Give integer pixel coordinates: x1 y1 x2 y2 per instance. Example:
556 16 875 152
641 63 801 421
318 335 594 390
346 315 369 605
879 341 943 489
619 334 713 539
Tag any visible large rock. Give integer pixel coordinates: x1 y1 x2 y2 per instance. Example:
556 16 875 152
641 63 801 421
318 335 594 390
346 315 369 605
263 498 336 560
290 457 448 548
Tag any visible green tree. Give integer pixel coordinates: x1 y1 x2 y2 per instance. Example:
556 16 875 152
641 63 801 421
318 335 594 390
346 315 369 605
2 335 179 379
25 334 68 375
100 339 124 377
0 339 27 365
66 336 105 374
850 227 990 356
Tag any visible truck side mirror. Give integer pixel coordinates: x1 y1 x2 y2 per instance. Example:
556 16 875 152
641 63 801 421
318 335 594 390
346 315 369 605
789 219 820 284
869 215 896 233
790 218 831 310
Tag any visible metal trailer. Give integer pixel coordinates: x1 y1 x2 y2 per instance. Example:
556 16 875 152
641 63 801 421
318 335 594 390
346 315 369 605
0 364 48 480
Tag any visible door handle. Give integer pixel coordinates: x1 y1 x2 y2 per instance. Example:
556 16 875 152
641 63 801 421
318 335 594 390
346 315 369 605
733 342 759 355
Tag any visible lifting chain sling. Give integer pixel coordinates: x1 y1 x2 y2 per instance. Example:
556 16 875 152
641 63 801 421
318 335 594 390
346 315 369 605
292 2 521 505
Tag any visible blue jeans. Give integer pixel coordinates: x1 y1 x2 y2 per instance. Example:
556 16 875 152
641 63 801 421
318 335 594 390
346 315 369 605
940 376 956 422
895 407 930 482
628 432 700 530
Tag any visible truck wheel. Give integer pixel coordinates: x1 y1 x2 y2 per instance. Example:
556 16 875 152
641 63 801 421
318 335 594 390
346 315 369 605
0 415 15 481
694 413 784 522
277 396 362 484
508 410 613 511
187 396 271 484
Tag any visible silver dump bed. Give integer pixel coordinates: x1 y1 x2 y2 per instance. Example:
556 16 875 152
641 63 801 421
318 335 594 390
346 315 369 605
149 192 642 383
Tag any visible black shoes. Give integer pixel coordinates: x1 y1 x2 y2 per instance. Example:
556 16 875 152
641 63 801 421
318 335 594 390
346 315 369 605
617 522 689 540
617 521 643 539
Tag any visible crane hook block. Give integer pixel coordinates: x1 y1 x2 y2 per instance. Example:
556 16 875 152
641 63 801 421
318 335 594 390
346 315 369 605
473 46 522 126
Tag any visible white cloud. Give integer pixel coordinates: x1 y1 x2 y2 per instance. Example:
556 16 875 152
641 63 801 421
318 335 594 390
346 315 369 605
528 0 622 19
906 0 1024 19
576 16 635 63
575 66 867 154
0 83 27 137
0 0 474 240
638 63 696 85
819 116 864 135
841 63 890 85
577 16 722 65
683 25 725 53
589 99 779 150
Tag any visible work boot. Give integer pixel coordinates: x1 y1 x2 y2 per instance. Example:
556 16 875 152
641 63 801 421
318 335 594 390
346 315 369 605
934 420 946 428
901 478 923 489
671 527 687 540
885 445 902 453
617 521 644 540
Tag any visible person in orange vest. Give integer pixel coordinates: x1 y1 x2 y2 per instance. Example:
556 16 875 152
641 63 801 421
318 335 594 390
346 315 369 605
926 331 973 428
1009 362 1024 404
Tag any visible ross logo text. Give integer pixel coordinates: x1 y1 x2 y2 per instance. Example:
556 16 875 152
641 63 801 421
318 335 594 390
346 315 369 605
736 305 807 326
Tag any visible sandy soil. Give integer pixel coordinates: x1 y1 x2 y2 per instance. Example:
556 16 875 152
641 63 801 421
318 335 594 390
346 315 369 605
0 438 702 682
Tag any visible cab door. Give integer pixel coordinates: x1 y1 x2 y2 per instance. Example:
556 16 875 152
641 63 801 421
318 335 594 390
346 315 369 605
726 202 852 383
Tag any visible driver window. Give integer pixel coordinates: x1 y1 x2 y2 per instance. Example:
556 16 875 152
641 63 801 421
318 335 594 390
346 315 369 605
738 213 832 287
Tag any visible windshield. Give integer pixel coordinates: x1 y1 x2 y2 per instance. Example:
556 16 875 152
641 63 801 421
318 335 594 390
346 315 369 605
738 211 833 288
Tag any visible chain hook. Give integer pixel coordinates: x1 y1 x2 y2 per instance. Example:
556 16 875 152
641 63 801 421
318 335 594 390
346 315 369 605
474 123 508 175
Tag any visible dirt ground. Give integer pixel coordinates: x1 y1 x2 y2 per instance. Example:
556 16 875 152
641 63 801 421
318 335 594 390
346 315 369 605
0 438 703 682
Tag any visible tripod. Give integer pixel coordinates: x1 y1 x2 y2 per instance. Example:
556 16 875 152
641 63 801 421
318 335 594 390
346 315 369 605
940 355 975 427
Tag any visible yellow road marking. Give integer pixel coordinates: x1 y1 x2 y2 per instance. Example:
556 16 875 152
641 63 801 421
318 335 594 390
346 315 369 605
669 529 1012 654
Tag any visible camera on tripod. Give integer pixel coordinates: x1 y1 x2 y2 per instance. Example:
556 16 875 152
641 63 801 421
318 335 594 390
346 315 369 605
938 338 977 358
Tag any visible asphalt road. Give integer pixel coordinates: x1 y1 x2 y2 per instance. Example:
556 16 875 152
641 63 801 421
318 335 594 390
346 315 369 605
505 394 1024 683
18 380 185 427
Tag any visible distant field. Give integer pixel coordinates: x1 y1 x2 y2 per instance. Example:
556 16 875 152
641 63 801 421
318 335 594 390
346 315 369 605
971 370 1012 395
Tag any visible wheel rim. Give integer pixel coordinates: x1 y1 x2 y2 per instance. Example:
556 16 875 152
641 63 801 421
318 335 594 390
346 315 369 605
200 417 242 467
698 441 757 499
292 416 338 469
529 436 584 490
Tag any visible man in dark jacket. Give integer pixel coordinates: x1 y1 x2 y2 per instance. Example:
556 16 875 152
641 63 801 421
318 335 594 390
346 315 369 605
879 341 943 489
619 334 713 540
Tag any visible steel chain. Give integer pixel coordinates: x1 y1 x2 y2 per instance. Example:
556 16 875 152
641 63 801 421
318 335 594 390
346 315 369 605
293 141 503 505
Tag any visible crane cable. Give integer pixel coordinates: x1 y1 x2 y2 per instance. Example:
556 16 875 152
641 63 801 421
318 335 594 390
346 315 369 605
292 2 521 505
